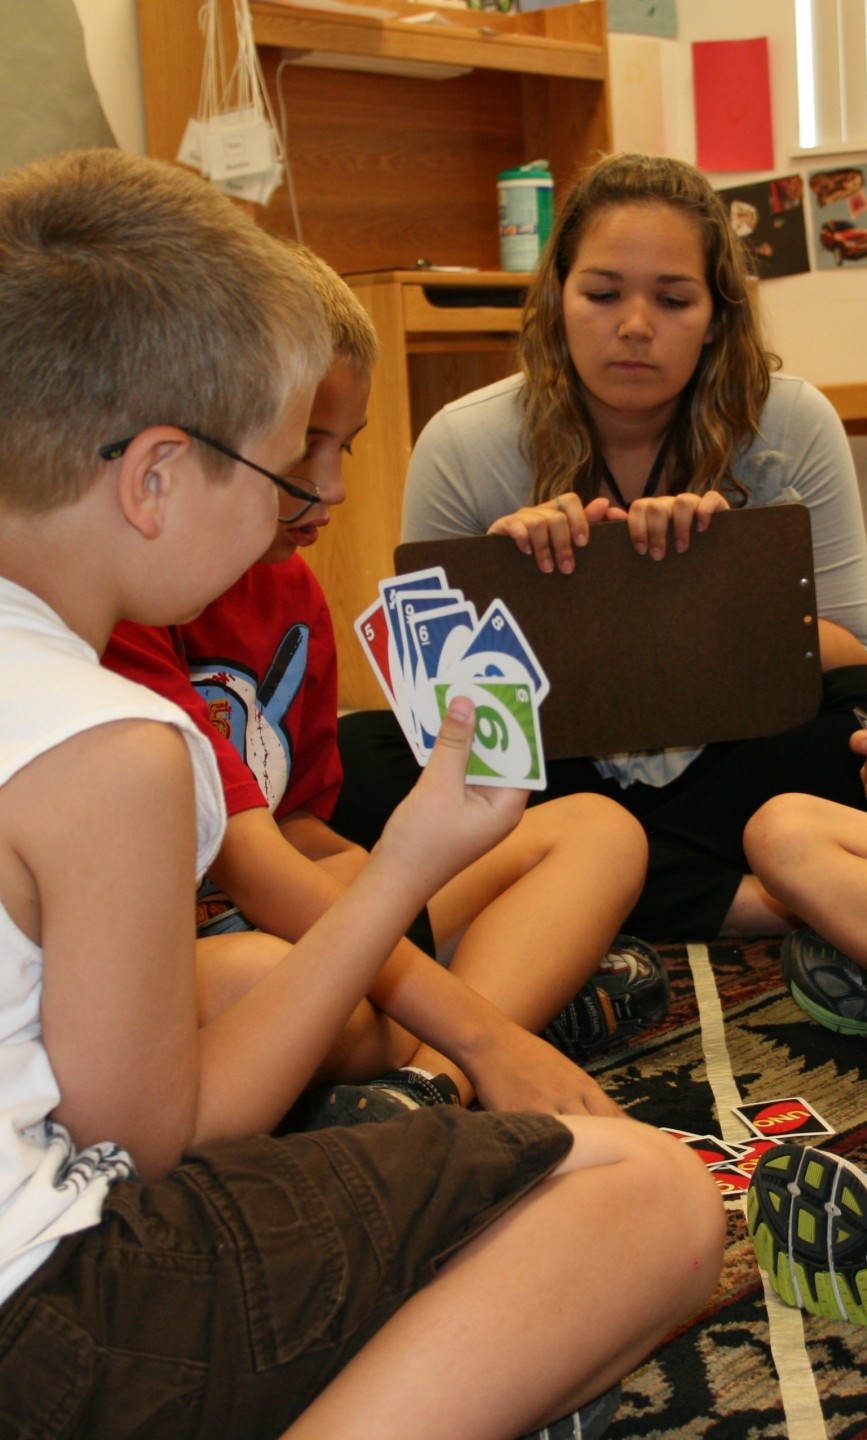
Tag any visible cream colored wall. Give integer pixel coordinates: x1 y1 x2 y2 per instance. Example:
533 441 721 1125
610 1 867 387
71 0 145 154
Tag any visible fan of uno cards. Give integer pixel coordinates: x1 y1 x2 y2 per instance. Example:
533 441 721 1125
354 566 548 788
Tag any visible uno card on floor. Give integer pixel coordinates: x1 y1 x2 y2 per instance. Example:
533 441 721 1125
356 570 549 788
709 1164 752 1198
731 1096 835 1139
729 1138 781 1176
680 1134 745 1167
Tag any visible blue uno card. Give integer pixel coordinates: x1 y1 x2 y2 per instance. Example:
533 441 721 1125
406 601 478 752
448 599 550 703
379 568 448 678
378 569 448 750
395 590 463 688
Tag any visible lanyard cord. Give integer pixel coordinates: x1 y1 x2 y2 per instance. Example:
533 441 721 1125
600 433 671 510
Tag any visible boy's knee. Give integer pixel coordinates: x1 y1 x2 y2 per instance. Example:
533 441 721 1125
744 792 819 868
550 793 647 864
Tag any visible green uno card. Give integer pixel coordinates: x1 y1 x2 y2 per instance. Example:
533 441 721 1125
434 679 546 789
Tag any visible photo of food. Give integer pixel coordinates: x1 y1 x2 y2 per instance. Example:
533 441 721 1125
716 174 810 280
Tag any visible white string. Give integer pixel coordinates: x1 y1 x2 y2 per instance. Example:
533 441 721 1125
274 58 304 241
686 944 827 1438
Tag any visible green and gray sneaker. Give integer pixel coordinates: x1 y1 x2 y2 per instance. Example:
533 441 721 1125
748 1142 867 1325
781 928 867 1035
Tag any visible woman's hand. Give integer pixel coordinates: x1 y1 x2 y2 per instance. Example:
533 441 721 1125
626 490 729 559
487 493 626 574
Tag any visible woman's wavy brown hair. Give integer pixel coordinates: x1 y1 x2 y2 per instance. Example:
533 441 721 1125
519 152 779 506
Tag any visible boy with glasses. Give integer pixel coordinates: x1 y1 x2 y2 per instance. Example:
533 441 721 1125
0 145 724 1439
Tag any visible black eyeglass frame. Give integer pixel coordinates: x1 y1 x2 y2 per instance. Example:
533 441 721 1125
99 425 320 520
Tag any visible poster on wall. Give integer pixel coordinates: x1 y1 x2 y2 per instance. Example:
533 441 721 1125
606 0 677 37
806 166 867 270
692 38 773 172
715 176 809 281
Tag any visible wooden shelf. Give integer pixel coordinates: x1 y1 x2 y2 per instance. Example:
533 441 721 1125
250 0 607 79
821 383 867 435
137 0 611 273
136 2 612 705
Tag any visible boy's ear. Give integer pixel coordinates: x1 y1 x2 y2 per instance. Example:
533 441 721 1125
113 429 189 540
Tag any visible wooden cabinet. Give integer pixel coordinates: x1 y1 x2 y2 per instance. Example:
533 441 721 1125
136 0 612 705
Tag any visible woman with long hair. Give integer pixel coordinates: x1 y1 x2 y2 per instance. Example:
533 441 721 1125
355 153 867 942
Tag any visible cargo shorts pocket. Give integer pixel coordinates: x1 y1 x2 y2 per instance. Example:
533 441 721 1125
182 1136 350 1372
0 1295 96 1439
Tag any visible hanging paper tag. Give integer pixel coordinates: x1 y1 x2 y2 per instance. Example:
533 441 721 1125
176 117 206 174
200 110 273 183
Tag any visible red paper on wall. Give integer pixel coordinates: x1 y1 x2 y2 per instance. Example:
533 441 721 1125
692 38 774 173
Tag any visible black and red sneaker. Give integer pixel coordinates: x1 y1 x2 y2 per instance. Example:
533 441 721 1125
293 1068 462 1132
541 936 670 1061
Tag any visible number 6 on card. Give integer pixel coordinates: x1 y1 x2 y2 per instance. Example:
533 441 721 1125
434 679 547 788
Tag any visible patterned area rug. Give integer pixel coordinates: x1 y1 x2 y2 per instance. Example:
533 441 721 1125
584 939 867 1440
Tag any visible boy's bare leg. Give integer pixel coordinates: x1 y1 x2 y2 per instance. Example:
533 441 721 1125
745 792 867 964
283 1115 725 1440
718 873 796 937
197 931 418 1079
409 796 646 1082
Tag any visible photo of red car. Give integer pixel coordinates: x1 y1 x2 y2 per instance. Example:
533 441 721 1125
820 218 867 264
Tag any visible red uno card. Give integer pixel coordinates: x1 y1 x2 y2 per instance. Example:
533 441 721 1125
710 1164 752 1198
731 1096 834 1140
354 597 394 704
731 1139 781 1176
681 1135 745 1167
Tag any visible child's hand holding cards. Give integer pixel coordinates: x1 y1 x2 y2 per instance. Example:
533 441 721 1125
355 568 548 788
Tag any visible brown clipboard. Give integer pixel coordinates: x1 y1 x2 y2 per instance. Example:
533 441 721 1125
396 506 823 760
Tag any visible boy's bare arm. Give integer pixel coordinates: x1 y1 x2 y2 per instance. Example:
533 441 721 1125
205 796 618 1117
209 807 366 939
278 810 366 868
31 702 529 1178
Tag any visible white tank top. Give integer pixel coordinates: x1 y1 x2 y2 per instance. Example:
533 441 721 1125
0 578 225 1306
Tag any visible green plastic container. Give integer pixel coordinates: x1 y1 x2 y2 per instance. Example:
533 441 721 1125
497 160 554 272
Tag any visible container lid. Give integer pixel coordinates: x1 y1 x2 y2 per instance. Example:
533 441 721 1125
498 160 552 181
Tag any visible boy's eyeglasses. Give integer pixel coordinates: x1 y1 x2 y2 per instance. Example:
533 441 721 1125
99 425 320 523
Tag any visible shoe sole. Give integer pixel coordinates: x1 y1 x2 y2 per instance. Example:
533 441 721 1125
301 1085 414 1129
748 1143 867 1324
783 929 867 1036
789 979 867 1036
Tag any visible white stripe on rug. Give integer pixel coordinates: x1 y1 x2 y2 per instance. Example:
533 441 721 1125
686 944 826 1440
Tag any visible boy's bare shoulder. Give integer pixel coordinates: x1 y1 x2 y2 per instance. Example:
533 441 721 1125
5 718 193 857
0 718 194 943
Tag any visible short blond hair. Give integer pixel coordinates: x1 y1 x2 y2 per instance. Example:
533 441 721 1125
286 243 379 375
0 148 331 511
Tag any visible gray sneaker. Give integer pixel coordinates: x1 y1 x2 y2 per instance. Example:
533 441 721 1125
781 928 867 1035
297 1068 462 1131
518 1382 621 1440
